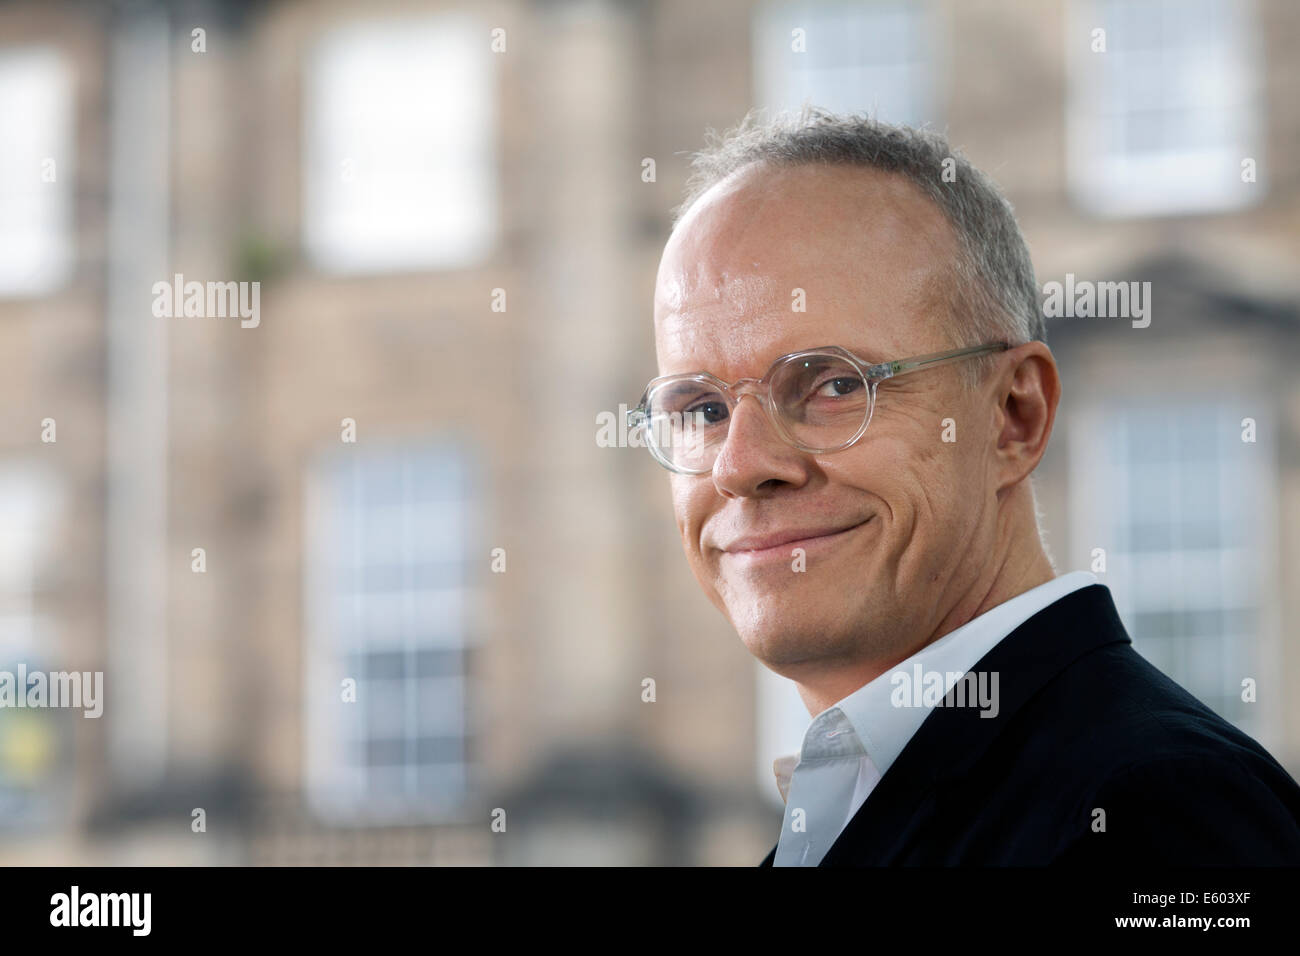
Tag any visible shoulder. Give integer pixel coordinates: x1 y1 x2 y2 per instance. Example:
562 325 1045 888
1036 644 1300 863
1020 639 1275 772
1053 751 1300 865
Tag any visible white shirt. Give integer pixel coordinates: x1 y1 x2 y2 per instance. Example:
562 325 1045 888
772 570 1099 866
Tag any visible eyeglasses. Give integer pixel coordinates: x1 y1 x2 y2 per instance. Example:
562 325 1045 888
627 342 1010 475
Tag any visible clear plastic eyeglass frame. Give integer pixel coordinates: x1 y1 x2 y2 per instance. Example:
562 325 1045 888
627 342 1010 475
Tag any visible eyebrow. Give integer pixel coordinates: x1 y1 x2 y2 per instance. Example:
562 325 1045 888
660 343 894 383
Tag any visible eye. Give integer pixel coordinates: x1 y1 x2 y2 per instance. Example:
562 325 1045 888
813 375 864 398
685 400 729 424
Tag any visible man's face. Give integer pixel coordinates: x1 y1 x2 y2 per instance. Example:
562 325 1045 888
653 162 998 680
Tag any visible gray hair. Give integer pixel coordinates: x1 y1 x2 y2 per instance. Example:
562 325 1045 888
671 105 1045 389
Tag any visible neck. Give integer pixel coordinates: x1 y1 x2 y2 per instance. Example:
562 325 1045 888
793 513 1056 718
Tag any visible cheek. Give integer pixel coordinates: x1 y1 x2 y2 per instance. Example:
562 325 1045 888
824 437 912 506
895 447 978 534
846 399 978 514
669 479 710 553
825 440 951 537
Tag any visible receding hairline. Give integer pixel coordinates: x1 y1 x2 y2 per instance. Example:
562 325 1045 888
673 155 948 234
673 156 962 255
664 157 976 352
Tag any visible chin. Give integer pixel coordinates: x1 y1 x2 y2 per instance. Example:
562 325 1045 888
722 574 872 667
729 600 836 670
741 630 837 677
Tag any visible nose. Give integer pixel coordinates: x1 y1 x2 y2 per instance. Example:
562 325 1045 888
710 392 811 498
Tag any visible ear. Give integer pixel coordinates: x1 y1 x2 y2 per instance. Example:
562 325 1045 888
992 342 1060 496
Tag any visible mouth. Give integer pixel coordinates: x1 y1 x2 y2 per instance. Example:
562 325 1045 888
719 516 874 565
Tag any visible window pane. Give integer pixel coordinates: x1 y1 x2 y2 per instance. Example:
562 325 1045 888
1067 0 1260 216
0 48 74 296
753 0 935 126
1071 400 1267 735
302 16 497 272
304 440 475 824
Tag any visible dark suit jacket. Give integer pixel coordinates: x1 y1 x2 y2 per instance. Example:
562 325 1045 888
760 584 1300 866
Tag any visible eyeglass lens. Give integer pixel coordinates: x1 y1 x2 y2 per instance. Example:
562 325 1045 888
645 353 871 471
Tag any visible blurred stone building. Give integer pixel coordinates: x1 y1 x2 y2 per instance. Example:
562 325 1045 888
0 0 1296 865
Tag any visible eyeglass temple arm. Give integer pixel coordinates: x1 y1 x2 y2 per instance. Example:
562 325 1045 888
875 342 1010 379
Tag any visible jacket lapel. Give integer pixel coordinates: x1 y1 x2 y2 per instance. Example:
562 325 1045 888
814 584 1131 866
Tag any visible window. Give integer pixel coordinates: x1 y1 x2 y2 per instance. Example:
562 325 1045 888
304 439 479 823
0 48 74 296
1067 0 1262 216
302 15 497 273
752 0 936 126
0 464 67 828
1069 399 1276 738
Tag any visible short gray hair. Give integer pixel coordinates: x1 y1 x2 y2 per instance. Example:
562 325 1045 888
671 105 1045 389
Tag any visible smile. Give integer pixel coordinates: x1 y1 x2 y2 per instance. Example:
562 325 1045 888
720 517 874 565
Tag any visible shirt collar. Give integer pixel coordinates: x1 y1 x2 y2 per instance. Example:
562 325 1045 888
774 571 1099 799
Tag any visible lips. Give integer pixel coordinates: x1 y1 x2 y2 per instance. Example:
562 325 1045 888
719 517 873 554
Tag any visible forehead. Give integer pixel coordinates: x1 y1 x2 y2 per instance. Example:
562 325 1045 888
653 162 956 378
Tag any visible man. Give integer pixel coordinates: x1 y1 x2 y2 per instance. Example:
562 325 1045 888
629 106 1300 865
